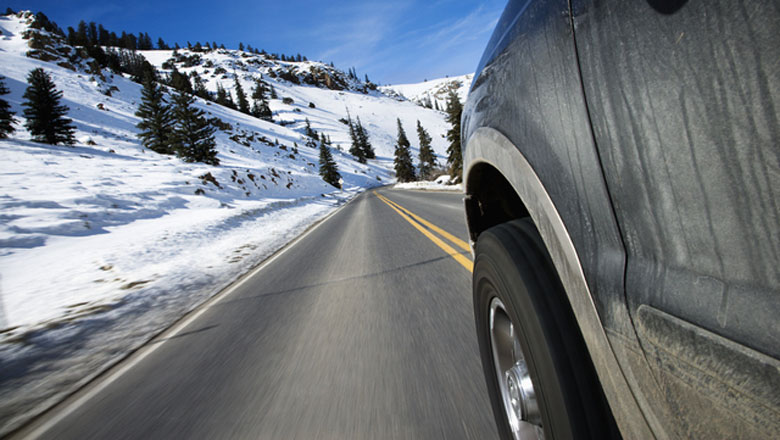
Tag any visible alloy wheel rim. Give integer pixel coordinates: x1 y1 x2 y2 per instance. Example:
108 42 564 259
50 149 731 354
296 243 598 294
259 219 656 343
489 297 544 440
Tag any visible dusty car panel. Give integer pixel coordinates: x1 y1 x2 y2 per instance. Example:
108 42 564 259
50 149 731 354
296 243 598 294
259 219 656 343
571 0 780 437
463 0 780 438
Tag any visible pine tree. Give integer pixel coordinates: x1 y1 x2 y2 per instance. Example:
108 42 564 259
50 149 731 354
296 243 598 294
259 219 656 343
250 79 272 121
215 83 235 109
355 116 374 159
251 100 272 121
417 120 436 179
170 91 218 165
445 90 463 181
191 73 210 100
234 78 250 114
304 118 316 138
251 79 265 101
135 75 174 154
238 42 244 51
22 68 76 145
348 117 365 163
169 67 192 94
0 76 17 138
216 83 229 105
318 140 341 188
393 118 416 182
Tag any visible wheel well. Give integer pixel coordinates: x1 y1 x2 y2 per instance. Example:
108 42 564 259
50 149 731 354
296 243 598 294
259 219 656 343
465 163 529 243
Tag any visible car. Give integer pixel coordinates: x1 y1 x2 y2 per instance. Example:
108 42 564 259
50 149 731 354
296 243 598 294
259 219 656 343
461 1 779 439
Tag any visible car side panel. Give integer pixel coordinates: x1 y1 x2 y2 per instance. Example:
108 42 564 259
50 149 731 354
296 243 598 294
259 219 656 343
571 0 780 437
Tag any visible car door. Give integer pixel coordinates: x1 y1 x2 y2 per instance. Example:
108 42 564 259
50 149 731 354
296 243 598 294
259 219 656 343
570 0 780 438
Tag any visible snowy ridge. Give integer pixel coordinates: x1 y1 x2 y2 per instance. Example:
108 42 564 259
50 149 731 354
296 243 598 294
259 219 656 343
380 73 473 110
0 11 453 434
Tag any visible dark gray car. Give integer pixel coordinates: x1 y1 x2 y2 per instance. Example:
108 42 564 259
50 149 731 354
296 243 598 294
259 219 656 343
462 1 779 439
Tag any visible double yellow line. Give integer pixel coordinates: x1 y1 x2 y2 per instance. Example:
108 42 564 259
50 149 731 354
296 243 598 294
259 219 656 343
374 191 473 272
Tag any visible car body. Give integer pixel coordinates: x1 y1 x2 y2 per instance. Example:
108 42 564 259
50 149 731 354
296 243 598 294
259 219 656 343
462 0 779 438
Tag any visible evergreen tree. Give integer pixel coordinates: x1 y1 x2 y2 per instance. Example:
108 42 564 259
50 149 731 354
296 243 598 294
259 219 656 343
157 37 169 50
135 75 174 154
170 91 218 165
0 76 17 138
88 22 98 46
215 83 235 109
22 68 76 145
169 67 192 94
393 118 416 182
355 116 374 159
234 78 250 114
348 117 365 163
215 83 229 105
318 140 341 188
191 72 210 100
304 118 316 138
76 21 89 46
98 25 109 46
249 80 272 120
445 90 463 181
123 32 137 50
251 79 265 101
238 42 244 51
251 100 272 121
416 120 436 179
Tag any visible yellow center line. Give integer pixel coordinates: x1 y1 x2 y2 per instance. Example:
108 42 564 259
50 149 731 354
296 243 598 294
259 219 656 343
377 192 471 252
374 191 473 273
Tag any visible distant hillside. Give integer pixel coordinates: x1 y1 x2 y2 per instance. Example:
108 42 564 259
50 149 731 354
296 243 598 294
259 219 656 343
380 73 473 111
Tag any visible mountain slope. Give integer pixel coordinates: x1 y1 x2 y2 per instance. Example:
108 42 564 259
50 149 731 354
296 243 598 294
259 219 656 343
381 73 473 110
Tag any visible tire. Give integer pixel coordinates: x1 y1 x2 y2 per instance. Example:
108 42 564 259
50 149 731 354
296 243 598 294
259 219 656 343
473 219 619 440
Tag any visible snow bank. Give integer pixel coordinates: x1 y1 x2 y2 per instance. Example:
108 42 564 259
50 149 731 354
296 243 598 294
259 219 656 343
394 175 463 192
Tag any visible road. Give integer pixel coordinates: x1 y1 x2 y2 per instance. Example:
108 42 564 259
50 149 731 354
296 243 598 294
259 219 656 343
20 188 498 439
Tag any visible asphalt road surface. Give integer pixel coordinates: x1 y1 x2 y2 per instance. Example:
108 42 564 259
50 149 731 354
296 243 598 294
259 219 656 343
20 188 498 440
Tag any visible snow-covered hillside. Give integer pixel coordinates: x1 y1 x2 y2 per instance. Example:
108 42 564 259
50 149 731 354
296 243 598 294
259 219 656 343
0 11 453 434
381 73 473 111
139 48 451 161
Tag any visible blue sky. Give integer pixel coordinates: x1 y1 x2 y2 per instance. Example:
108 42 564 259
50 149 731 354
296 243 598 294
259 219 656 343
7 1 506 85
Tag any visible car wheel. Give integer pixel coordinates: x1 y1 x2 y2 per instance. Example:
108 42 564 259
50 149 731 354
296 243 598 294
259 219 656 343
473 219 619 440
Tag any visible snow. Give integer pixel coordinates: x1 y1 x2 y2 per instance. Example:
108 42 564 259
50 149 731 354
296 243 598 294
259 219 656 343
380 73 473 110
394 175 462 192
0 11 456 434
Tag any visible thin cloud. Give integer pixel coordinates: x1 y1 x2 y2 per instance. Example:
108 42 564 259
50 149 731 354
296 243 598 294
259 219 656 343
311 1 413 63
357 4 504 83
